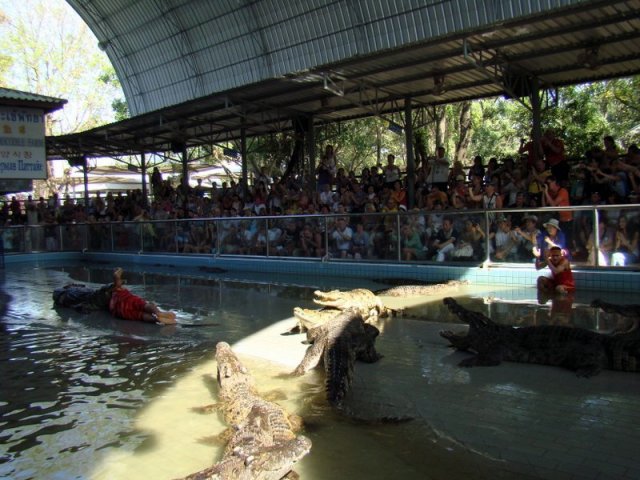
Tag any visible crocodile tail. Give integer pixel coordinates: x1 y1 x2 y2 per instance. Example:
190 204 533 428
324 336 356 407
592 299 640 318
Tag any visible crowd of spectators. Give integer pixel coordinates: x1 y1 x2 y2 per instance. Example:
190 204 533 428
2 134 640 266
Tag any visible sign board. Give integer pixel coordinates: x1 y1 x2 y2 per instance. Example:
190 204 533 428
0 106 47 180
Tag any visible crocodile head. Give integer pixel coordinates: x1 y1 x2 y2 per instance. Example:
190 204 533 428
215 342 253 391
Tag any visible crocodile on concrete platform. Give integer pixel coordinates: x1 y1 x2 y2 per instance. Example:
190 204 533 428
376 279 469 297
313 287 390 316
293 308 382 407
440 297 640 377
181 342 311 480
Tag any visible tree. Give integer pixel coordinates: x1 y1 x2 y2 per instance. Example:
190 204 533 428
0 0 126 134
1 0 127 199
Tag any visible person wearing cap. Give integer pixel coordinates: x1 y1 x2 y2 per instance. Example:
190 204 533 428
533 218 569 268
536 246 575 294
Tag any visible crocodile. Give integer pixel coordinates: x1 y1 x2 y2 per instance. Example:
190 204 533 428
313 288 390 317
591 299 640 318
376 279 469 297
440 297 640 376
288 281 470 333
293 308 382 407
52 283 114 313
182 342 311 480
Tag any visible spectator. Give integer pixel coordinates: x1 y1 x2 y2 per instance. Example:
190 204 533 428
492 216 519 262
586 217 614 266
527 158 551 205
603 135 620 162
390 180 408 210
395 223 424 261
383 154 401 188
468 181 502 223
484 157 500 184
331 217 353 258
533 218 569 268
611 215 639 266
321 145 338 178
519 131 542 168
468 155 485 181
450 219 484 260
449 175 469 210
426 217 458 262
350 223 370 260
542 175 573 249
514 214 540 261
299 222 324 258
448 160 466 189
427 146 450 191
541 129 568 184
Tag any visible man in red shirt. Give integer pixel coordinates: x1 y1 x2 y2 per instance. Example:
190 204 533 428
536 246 575 294
109 268 177 324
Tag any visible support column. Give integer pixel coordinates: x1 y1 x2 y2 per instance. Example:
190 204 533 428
530 78 543 160
404 97 415 209
307 115 315 189
82 156 89 215
181 145 189 188
241 127 248 187
140 152 148 206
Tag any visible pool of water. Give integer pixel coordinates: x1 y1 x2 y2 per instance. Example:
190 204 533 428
1 262 639 480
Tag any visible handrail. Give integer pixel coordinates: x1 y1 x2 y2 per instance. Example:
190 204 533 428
1 203 639 269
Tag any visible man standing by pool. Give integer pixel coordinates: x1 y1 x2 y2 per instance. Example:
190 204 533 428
110 268 177 324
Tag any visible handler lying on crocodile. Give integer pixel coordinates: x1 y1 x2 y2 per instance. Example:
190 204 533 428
53 268 176 325
440 297 640 376
53 283 114 313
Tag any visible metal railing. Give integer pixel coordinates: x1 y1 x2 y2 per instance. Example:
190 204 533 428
2 204 639 269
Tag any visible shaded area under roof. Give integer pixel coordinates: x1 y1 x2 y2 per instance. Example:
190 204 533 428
48 0 640 160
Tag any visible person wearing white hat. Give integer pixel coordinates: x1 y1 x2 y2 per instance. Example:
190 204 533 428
533 217 569 268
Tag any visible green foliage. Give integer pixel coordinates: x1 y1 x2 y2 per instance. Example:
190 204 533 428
0 0 126 133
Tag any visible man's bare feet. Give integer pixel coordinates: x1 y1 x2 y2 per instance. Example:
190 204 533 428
156 311 177 325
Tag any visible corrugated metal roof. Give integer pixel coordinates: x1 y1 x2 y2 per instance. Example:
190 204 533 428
50 0 640 159
0 87 67 112
66 0 610 116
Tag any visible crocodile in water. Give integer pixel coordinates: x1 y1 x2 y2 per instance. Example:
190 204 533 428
440 297 640 376
52 283 114 313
